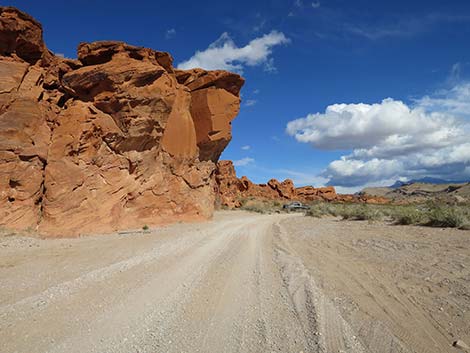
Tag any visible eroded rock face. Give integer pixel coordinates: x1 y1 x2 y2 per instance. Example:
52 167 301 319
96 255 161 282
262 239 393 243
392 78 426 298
0 7 244 236
175 69 243 162
215 161 389 206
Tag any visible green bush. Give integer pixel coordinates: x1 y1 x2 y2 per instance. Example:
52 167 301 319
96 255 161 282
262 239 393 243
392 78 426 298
305 206 325 218
425 205 467 228
390 206 426 225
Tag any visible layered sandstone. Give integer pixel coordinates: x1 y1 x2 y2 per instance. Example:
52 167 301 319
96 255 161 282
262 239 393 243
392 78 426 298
0 7 244 236
215 161 389 206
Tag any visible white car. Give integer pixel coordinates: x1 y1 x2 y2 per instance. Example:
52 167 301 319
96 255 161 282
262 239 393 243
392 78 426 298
282 202 309 210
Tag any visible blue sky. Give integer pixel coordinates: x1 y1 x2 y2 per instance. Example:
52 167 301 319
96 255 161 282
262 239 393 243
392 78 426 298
9 0 470 192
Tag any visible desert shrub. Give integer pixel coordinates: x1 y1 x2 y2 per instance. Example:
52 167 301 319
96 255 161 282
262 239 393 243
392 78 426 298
305 205 326 218
460 222 470 230
305 202 347 218
378 206 397 218
305 200 470 229
325 203 341 216
142 225 149 231
390 206 426 225
337 204 384 222
306 203 325 217
241 203 268 214
425 205 467 228
306 203 385 222
240 199 282 214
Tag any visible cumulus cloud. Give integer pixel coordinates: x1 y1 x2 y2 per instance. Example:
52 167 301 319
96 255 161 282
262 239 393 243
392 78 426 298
286 84 470 187
233 157 255 167
311 1 321 8
177 31 289 73
241 145 251 150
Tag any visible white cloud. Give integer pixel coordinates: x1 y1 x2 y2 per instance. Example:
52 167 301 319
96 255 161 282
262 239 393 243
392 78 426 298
277 169 328 186
415 82 470 117
263 57 278 73
177 31 289 73
448 62 462 84
311 1 321 8
253 89 260 94
346 14 470 41
165 28 176 39
241 145 251 150
287 98 464 153
233 157 255 167
286 84 470 187
244 99 257 107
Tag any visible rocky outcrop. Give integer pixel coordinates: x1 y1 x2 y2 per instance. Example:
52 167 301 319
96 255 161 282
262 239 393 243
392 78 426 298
215 161 389 206
0 7 244 236
296 185 337 201
215 161 300 207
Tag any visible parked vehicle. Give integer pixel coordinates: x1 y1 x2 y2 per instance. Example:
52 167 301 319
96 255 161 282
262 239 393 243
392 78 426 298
282 201 309 211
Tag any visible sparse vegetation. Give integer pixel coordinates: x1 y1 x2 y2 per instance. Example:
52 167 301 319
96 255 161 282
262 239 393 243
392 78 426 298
237 197 470 230
305 202 470 229
239 198 283 214
390 206 426 225
306 203 387 221
425 204 467 228
142 225 149 231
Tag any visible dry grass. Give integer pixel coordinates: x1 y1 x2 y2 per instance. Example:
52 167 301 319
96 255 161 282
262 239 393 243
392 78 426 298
306 202 470 229
239 198 283 214
237 197 470 229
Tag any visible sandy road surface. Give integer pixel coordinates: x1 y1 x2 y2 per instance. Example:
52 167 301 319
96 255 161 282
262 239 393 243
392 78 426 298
1 211 469 353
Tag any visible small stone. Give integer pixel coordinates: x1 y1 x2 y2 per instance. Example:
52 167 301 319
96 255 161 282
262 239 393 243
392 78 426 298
453 340 470 350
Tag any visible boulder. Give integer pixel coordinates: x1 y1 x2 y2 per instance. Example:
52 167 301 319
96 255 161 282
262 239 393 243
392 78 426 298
0 7 244 236
0 6 51 63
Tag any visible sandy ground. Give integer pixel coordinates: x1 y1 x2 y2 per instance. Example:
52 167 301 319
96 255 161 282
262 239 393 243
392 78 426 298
1 211 469 353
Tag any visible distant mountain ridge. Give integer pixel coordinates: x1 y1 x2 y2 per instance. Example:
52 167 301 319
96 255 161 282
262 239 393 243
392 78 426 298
361 179 470 203
390 177 470 189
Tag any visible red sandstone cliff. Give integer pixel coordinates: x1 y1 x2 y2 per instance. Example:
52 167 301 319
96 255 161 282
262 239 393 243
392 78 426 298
215 161 389 206
0 7 244 236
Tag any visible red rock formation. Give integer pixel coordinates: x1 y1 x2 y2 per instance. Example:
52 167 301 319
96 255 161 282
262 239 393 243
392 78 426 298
296 185 337 201
214 160 245 208
215 161 389 206
0 7 244 236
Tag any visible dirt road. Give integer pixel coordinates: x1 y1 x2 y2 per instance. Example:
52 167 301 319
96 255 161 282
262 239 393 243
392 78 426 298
1 211 469 353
